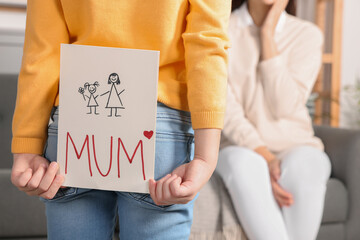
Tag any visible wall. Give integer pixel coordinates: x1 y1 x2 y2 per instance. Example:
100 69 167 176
299 0 360 128
339 0 360 128
0 6 26 75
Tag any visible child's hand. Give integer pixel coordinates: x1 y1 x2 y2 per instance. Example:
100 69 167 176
149 128 221 205
149 158 213 205
11 153 64 199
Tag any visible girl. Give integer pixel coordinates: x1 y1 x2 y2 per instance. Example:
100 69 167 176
11 1 231 239
217 0 331 239
79 81 100 115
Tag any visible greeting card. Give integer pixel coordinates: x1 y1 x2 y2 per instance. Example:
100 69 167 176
58 44 159 193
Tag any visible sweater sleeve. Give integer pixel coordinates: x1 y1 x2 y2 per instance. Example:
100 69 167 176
12 0 69 154
183 0 231 129
258 25 323 119
222 82 265 150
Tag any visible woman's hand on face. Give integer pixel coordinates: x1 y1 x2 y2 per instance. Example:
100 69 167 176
261 0 289 36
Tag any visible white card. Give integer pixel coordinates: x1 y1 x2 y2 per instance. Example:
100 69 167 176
58 44 159 193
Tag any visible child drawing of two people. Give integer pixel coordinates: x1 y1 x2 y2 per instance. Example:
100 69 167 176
78 73 125 117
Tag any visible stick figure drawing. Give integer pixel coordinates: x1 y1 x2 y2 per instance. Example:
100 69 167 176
78 81 100 115
101 73 125 117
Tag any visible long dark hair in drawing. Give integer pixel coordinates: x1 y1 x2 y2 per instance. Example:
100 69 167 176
78 81 100 115
101 73 125 117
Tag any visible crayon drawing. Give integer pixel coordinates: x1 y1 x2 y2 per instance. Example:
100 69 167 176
78 81 100 115
58 44 159 193
100 73 125 117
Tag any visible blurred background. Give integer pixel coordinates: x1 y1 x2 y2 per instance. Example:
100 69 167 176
0 1 359 240
1 0 359 130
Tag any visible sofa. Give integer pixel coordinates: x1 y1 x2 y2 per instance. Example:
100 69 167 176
1 74 359 239
191 123 360 240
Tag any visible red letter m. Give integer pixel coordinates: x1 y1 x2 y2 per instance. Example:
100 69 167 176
66 132 92 176
117 138 146 180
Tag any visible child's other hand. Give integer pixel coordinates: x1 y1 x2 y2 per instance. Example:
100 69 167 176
11 153 64 199
149 128 221 205
149 158 213 205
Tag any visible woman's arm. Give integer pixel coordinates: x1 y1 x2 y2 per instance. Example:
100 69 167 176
223 82 265 150
259 1 323 119
118 89 125 96
100 91 110 96
260 0 288 61
259 25 323 119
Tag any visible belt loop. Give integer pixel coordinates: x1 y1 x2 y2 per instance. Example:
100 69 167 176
50 106 58 122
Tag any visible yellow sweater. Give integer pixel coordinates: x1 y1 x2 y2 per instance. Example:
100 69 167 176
12 0 231 154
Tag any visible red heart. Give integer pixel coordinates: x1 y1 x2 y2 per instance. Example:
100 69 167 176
143 131 153 139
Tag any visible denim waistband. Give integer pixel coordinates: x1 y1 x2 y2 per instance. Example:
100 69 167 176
52 102 191 122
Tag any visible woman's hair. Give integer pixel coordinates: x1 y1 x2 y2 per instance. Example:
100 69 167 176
231 0 296 16
108 73 121 85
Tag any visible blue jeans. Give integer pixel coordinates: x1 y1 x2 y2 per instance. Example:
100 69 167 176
42 102 195 240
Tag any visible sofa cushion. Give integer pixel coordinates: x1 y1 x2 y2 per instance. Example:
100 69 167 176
317 223 345 240
190 174 348 239
322 178 348 223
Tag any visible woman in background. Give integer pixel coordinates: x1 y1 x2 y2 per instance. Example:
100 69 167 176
217 0 331 239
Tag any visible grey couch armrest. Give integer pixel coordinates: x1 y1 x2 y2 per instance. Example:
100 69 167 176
314 126 360 240
0 74 18 169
